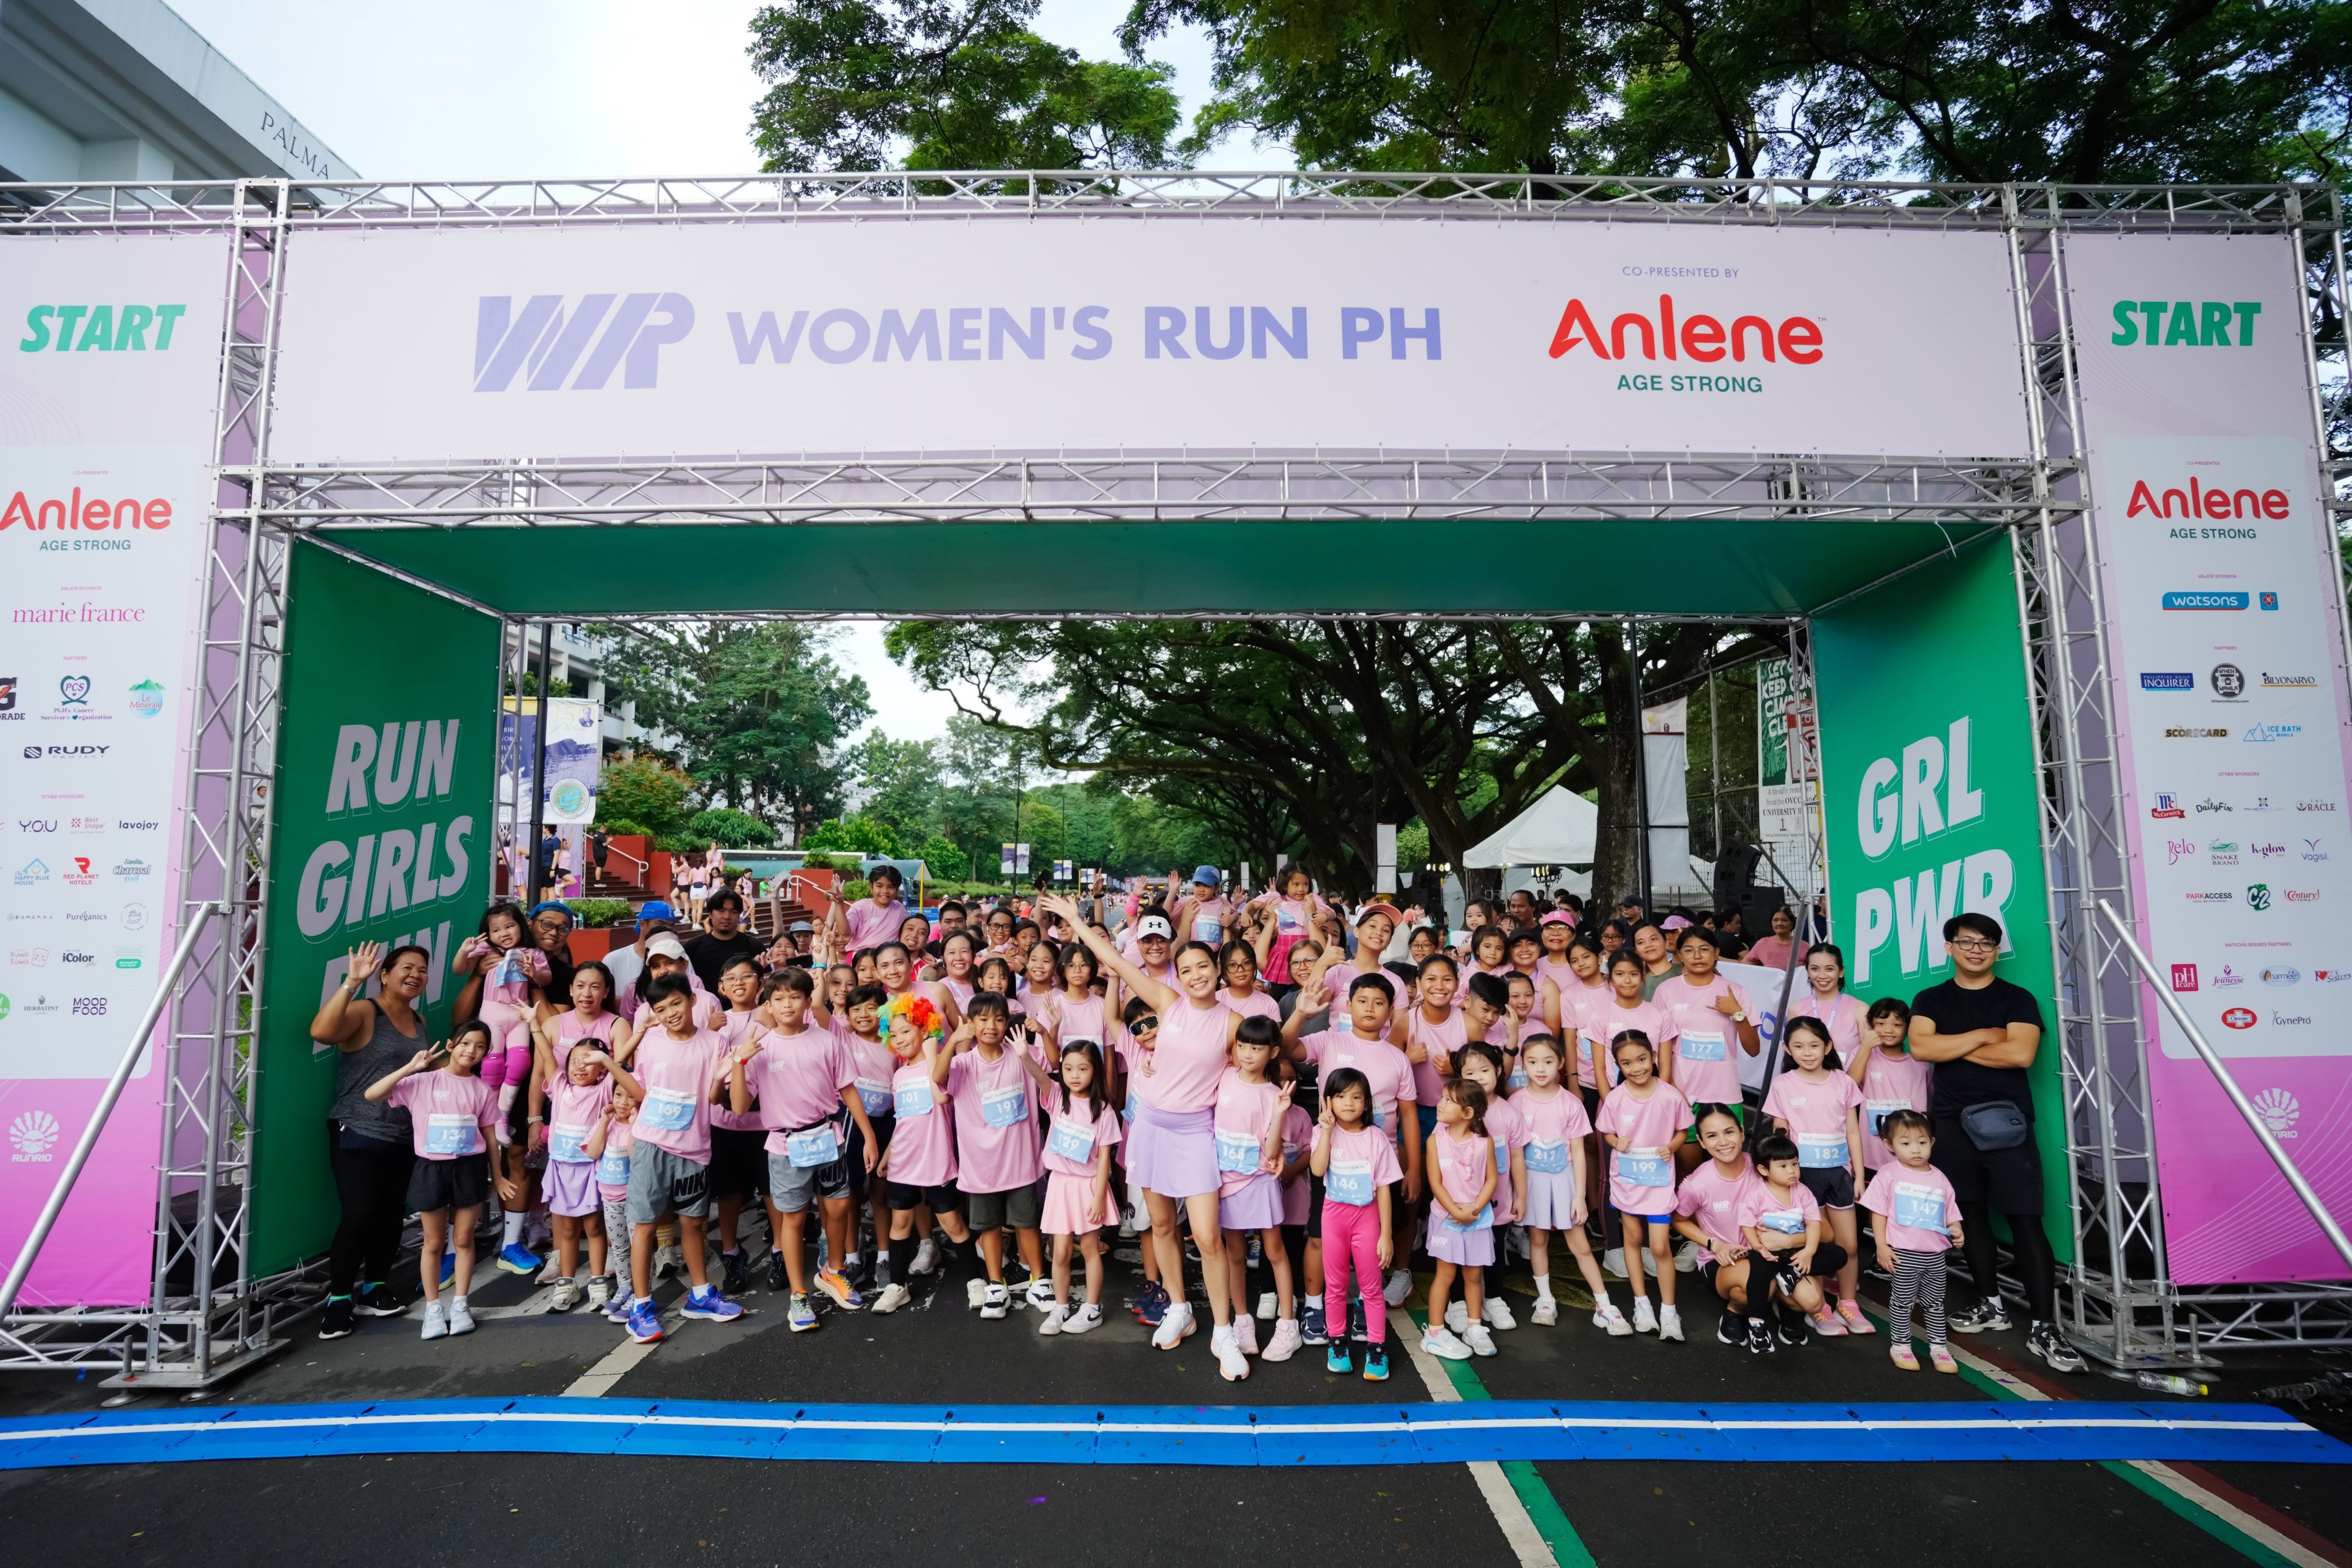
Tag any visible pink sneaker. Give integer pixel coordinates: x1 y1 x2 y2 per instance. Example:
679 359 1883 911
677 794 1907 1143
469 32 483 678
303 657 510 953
1889 1342 1920 1370
1809 1307 1848 1338
1836 1299 1875 1334
1929 1343 1959 1373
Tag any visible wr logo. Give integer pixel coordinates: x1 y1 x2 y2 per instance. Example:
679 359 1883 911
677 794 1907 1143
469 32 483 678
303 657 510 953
474 293 694 392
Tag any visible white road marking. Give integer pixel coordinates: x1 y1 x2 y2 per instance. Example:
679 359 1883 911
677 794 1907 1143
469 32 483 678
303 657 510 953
1396 1320 1558 1567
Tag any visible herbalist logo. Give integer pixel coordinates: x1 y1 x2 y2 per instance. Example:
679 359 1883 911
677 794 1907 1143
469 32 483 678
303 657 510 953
2109 299 2263 346
17 303 189 353
2247 883 2272 911
1547 294 1823 365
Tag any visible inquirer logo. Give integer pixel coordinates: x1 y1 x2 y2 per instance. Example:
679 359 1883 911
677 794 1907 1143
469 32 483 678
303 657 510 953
2140 672 2193 691
473 293 694 392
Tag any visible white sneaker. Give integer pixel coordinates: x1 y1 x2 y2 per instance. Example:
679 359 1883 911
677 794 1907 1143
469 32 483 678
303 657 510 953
980 1282 1010 1319
1658 1305 1684 1342
549 1277 583 1313
1263 1318 1302 1362
536 1256 565 1286
911 1239 940 1276
1603 1247 1626 1278
870 1283 911 1314
1464 1323 1498 1358
1212 1325 1251 1382
1026 1276 1057 1310
1384 1269 1413 1306
965 1278 988 1310
1444 1300 1470 1335
1152 1300 1197 1349
653 1244 684 1281
1673 1239 1700 1274
1596 1302 1635 1337
1421 1325 1473 1360
1484 1297 1518 1331
1255 1291 1279 1321
1632 1296 1658 1334
1037 1304 1068 1336
1061 1303 1104 1335
447 1296 476 1336
420 1299 449 1340
1232 1314 1259 1356
586 1275 614 1310
1531 1296 1559 1326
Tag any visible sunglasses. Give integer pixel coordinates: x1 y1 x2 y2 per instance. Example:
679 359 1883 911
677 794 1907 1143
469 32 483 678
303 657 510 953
1131 1015 1160 1034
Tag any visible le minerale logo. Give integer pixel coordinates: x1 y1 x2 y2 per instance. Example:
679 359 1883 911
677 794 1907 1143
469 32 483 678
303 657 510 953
2109 300 2263 347
18 305 188 353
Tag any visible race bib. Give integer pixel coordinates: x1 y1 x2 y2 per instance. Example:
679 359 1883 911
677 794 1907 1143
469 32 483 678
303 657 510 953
1759 1206 1806 1235
1444 1203 1495 1233
1215 1127 1261 1174
1494 1140 1509 1174
640 1086 695 1132
1613 1149 1672 1189
1525 1138 1569 1174
786 1124 840 1169
894 1084 935 1119
1508 1066 1529 1091
854 1078 893 1117
425 1112 476 1156
1277 907 1302 933
549 1122 591 1164
596 1149 630 1185
981 1086 1028 1129
1866 1099 1910 1138
1679 1029 1727 1062
1892 1181 1949 1235
1327 1158 1374 1207
1798 1132 1849 1170
1193 917 1223 945
1047 1118 1097 1164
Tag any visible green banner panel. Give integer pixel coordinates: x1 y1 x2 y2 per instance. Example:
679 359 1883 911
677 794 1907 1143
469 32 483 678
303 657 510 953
249 543 499 1275
1813 535 2070 1251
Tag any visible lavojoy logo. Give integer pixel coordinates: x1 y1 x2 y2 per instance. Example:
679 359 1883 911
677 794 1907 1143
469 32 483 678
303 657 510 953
473 293 694 392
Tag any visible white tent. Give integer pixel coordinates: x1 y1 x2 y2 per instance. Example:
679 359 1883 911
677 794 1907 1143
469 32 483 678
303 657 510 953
1461 785 1599 868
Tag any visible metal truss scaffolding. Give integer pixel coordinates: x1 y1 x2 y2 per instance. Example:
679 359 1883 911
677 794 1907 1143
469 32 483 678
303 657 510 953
1 173 2344 1379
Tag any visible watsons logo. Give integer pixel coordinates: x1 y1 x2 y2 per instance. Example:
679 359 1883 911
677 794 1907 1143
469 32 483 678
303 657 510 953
2109 299 2263 347
17 303 188 353
2124 474 2290 522
1846 717 2011 987
2161 590 2248 611
474 293 699 392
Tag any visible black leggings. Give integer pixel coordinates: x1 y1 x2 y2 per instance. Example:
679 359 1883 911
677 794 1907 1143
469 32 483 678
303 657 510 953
1957 1199 2057 1323
328 1125 416 1296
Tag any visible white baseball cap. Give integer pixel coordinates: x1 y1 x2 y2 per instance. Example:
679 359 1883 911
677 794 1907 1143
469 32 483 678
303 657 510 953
1136 915 1174 941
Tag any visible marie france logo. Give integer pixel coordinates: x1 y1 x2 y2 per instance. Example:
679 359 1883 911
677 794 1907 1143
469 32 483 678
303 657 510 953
474 293 694 392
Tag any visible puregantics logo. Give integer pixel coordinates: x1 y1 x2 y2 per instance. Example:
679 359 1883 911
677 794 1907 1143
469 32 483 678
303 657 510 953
474 293 694 392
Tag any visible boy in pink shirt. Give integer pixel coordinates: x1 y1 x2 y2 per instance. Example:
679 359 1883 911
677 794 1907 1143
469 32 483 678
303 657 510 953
936 994 1057 1319
367 1021 502 1341
1862 1109 1965 1372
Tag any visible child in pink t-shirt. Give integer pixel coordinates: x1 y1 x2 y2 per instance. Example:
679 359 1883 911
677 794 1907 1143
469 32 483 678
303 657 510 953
1449 1043 1525 1338
366 1019 501 1340
543 1042 617 1314
936 997 1057 1319
1595 1030 1691 1341
1507 1035 1622 1334
453 903 547 1128
1850 997 1932 1174
1418 1079 1498 1363
1311 1066 1404 1383
1037 1039 1122 1336
583 1084 637 1319
1214 1016 1301 1361
1672 1104 1767 1353
1760 1015 1870 1336
1738 1132 1835 1345
1862 1108 1964 1372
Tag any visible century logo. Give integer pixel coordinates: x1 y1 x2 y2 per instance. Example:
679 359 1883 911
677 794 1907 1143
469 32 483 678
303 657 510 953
473 293 694 392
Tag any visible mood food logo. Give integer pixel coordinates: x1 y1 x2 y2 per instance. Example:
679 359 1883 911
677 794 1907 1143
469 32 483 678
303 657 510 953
474 293 695 392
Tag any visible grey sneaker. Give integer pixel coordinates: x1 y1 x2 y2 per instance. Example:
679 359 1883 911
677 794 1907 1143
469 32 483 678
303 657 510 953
2028 1321 2087 1373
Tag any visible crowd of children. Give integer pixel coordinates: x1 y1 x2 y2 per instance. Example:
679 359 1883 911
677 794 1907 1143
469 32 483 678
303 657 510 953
330 872 1981 1382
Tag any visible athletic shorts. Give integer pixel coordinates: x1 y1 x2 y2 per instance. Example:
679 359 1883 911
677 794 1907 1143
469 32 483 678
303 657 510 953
625 1142 711 1225
846 1112 893 1198
885 1179 963 1213
407 1152 490 1214
767 1148 852 1213
1930 1110 2044 1214
966 1183 1041 1232
707 1126 767 1201
1799 1164 1857 1210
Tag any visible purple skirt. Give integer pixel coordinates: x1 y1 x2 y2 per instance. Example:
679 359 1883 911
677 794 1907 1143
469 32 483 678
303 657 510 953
545 1158 602 1218
1427 1211 1496 1266
1124 1100 1218 1199
1217 1174 1285 1232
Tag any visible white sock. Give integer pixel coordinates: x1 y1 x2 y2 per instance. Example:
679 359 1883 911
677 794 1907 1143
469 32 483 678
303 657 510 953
1534 1274 1556 1305
503 1212 526 1248
497 1081 519 1112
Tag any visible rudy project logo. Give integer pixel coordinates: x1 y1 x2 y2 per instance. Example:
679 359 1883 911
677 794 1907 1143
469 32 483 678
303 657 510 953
473 293 694 392
2251 1088 2299 1139
1546 294 1824 365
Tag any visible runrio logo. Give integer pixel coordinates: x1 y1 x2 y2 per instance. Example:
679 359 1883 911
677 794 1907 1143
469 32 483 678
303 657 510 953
474 293 694 392
8 1108 59 1161
2251 1088 2298 1138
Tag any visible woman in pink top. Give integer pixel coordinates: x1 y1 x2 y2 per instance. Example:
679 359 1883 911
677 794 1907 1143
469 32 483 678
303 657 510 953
1761 1015 1869 1335
935 929 980 1012
1801 943 1865 1065
1743 905 1809 972
1671 1105 1767 1351
366 1019 501 1339
1403 954 1468 1109
1043 891 1251 1381
1214 1016 1301 1361
1215 941 1281 1026
874 938 962 1035
1649 927 1758 1176
1595 1031 1692 1341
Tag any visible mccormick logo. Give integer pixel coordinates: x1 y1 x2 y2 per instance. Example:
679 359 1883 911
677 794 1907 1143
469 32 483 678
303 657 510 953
2151 793 2186 818
2221 1006 2257 1029
2140 672 2194 691
2170 963 2199 991
473 293 695 392
1546 294 1823 364
2161 591 2248 610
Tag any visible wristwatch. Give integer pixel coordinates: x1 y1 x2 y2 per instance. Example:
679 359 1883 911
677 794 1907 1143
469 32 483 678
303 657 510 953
1731 1010 1748 1022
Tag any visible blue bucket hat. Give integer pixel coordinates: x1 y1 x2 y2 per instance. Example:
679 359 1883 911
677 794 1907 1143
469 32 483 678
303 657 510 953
1192 864 1221 888
636 900 677 922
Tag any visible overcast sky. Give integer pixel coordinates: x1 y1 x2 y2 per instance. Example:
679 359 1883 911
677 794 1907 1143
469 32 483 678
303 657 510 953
165 0 1269 740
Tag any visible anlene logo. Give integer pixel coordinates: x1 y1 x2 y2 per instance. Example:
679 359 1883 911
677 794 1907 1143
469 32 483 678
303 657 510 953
1547 294 1823 364
474 293 694 392
1 489 172 532
2125 476 2291 521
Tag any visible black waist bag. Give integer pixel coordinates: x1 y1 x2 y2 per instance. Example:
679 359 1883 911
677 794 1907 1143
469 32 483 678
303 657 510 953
1960 1099 2030 1152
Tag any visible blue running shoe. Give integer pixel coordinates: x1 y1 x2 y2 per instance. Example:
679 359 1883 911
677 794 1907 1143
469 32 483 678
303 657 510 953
787 1292 818 1332
1347 1297 1367 1343
1325 1343 1353 1374
625 1299 664 1344
681 1284 744 1322
1301 1302 1329 1345
496 1242 540 1276
1134 1280 1168 1327
1362 1343 1389 1381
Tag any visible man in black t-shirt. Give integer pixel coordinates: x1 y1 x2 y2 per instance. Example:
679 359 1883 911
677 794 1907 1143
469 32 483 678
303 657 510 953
1908 911 2083 1373
684 889 767 991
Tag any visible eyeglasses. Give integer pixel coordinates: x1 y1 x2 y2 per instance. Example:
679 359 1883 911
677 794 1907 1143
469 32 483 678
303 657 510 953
1132 1015 1159 1034
1949 937 1999 954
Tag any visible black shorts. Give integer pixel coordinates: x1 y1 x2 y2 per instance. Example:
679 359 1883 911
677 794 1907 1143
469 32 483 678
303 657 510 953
407 1152 490 1214
1799 1165 1856 1211
707 1126 768 1201
847 1112 893 1197
1305 1172 1324 1239
1695 1251 1753 1299
1930 1110 2044 1214
1759 1241 1851 1292
1578 1083 1602 1122
886 1179 964 1214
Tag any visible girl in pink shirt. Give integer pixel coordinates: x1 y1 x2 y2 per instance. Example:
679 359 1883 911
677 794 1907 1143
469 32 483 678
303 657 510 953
1596 1031 1691 1341
366 1020 501 1340
1037 1040 1121 1337
1419 1079 1498 1362
455 902 548 1134
1463 926 1510 980
1248 865 1328 990
1214 1016 1301 1361
1850 997 1932 1174
1449 1044 1526 1339
1650 928 1759 1176
1506 1035 1622 1333
1035 941 1115 1057
1861 1108 1964 1372
1738 1133 1838 1343
1583 950 1675 1101
1502 973 1540 1089
1671 1105 1767 1352
707 957 773 1295
1761 1015 1870 1335
584 1084 636 1316
1404 955 1469 1109
873 991 974 1313
543 1042 616 1313
1311 1067 1404 1382
1541 936 1609 1044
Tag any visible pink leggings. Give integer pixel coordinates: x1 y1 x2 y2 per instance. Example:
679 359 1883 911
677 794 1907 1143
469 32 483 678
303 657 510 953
1322 1199 1387 1345
475 1002 533 1092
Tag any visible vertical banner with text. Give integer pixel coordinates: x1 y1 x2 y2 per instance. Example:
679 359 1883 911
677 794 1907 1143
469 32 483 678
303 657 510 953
1815 536 2070 1242
249 543 497 1274
2067 232 2352 1286
0 236 228 1306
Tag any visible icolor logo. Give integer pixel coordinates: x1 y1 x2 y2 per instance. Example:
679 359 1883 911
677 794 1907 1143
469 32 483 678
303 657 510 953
1547 295 1822 364
474 293 694 392
18 305 187 353
2107 300 2262 347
